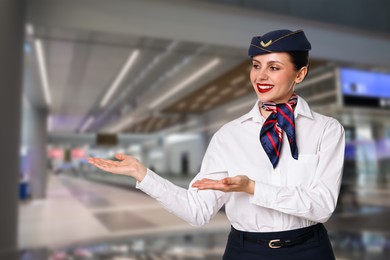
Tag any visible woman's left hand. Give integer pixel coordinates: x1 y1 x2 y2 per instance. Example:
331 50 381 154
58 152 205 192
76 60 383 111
191 175 255 194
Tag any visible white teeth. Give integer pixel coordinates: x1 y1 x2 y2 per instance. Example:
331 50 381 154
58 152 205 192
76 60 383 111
258 85 273 89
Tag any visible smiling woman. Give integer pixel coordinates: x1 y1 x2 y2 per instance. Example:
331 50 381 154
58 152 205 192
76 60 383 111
88 29 345 260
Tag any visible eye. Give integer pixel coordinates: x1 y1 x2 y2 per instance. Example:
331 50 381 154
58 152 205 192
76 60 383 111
252 64 260 69
270 66 280 71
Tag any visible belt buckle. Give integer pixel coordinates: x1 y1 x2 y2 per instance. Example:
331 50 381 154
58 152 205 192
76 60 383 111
268 239 282 249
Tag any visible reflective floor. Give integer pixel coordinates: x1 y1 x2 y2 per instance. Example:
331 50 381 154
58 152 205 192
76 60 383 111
18 171 390 260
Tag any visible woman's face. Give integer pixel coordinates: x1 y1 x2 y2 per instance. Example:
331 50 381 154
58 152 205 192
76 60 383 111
249 52 307 103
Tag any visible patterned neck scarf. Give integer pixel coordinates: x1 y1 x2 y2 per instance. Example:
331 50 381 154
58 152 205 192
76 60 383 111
259 94 298 168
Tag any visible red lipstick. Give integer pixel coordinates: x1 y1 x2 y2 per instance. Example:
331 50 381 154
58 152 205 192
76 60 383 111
257 83 274 93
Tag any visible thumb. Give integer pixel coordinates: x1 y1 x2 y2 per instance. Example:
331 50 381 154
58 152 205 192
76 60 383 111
222 177 235 185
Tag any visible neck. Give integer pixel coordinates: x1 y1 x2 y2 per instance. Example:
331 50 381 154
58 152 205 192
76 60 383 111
259 93 298 118
258 102 272 119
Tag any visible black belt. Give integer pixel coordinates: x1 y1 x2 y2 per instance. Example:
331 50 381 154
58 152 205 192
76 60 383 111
231 226 315 249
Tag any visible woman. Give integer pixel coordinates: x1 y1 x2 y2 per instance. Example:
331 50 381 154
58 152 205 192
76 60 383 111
88 29 345 259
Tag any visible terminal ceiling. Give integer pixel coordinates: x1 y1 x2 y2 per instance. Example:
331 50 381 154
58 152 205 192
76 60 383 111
25 0 390 135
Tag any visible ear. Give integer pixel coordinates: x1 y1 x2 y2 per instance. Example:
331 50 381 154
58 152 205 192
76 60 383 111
295 66 308 84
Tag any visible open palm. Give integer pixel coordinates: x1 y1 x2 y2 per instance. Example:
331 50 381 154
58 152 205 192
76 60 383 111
192 175 254 194
88 153 147 181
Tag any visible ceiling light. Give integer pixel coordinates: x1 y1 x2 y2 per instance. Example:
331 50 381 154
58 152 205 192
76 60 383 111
205 85 218 94
226 99 256 113
134 124 143 132
80 117 95 133
233 88 248 97
108 116 134 133
220 87 233 95
100 49 140 107
203 103 212 111
296 71 334 90
177 102 186 109
196 95 207 102
23 95 31 108
190 103 200 110
189 120 227 133
230 75 246 85
155 118 167 129
149 58 221 109
161 118 198 134
47 115 53 132
26 24 34 35
209 96 220 103
143 117 158 133
34 39 52 106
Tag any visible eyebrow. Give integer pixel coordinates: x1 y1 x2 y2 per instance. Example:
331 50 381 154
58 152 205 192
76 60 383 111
252 58 285 65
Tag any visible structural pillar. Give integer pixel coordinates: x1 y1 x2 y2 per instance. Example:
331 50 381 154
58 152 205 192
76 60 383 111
23 107 48 199
372 123 389 186
0 0 25 256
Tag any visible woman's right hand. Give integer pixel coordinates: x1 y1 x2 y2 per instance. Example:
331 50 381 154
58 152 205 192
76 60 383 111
87 153 147 182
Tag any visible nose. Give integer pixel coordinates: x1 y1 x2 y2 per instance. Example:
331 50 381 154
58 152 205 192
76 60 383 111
257 68 268 81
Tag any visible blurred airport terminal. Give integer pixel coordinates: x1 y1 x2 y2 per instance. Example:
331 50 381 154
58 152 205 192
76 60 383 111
1 0 390 259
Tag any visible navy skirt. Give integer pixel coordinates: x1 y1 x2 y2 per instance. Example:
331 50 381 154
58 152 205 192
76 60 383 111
223 223 335 260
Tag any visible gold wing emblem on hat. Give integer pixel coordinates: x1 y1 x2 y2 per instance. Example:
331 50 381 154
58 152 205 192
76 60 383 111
260 40 272 47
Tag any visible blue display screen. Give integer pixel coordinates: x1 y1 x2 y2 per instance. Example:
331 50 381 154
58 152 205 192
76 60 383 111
340 68 390 98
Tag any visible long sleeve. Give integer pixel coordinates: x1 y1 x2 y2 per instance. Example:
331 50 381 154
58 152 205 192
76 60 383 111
250 119 345 223
136 133 228 226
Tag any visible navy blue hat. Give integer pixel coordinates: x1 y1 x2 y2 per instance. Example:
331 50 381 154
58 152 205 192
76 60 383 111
248 29 311 57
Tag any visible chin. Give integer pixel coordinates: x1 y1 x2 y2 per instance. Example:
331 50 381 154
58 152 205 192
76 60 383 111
258 92 294 104
256 93 274 103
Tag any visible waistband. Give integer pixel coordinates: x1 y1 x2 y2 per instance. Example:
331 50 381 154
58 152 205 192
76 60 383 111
230 223 324 249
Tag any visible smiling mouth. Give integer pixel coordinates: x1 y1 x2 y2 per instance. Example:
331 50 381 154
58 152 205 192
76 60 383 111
257 84 274 93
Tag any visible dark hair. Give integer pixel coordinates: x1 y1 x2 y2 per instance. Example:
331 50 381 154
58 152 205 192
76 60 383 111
287 51 309 71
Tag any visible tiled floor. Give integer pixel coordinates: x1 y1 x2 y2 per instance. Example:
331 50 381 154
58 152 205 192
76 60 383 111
18 173 230 250
18 172 390 259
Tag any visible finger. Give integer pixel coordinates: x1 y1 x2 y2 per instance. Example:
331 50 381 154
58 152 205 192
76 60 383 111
224 175 245 185
88 158 101 166
90 160 124 173
88 157 108 163
193 179 221 186
90 158 121 168
89 158 109 165
200 178 219 183
191 183 201 188
87 157 98 163
192 180 211 187
193 178 212 184
222 177 238 185
88 161 112 172
115 153 127 160
195 181 229 190
192 179 214 187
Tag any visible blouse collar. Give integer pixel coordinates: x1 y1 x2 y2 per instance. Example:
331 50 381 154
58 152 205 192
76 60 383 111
239 95 314 124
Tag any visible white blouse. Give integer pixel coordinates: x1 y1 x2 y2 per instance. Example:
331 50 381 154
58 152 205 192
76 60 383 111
136 96 345 232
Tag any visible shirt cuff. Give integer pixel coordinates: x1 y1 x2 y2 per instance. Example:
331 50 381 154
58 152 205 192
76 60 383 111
135 168 170 200
249 181 278 208
135 168 154 190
